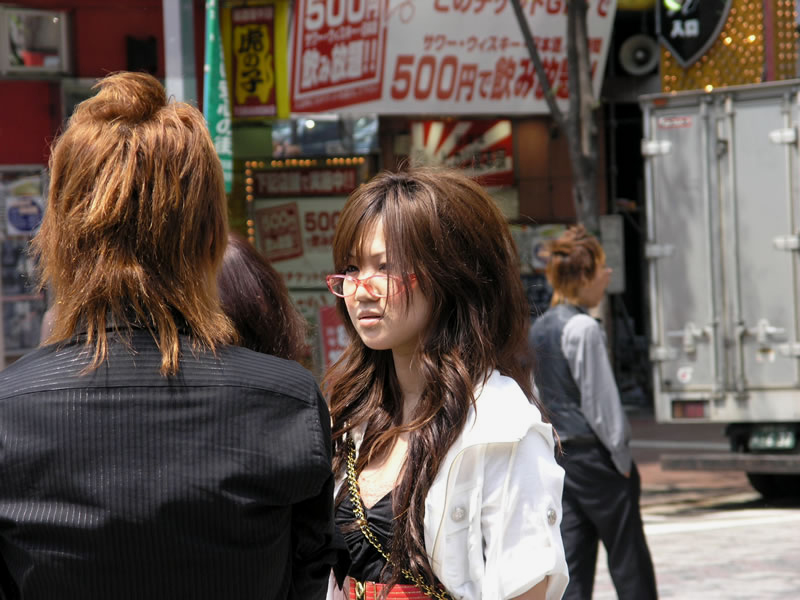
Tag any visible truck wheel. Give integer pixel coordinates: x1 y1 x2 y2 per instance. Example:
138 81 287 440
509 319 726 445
746 473 800 499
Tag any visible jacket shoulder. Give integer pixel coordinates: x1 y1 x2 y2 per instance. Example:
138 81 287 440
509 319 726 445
466 372 550 446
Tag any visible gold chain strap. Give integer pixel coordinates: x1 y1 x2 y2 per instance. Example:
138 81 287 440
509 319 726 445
346 440 454 600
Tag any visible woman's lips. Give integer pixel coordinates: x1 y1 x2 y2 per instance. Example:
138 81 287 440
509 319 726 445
358 314 382 327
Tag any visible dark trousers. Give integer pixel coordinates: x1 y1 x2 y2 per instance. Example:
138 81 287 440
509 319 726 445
559 443 658 600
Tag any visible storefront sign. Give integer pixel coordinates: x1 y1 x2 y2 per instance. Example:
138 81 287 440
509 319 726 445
254 196 348 288
411 119 513 187
252 167 359 197
319 305 348 369
291 0 385 112
232 5 278 117
657 0 732 67
291 0 616 114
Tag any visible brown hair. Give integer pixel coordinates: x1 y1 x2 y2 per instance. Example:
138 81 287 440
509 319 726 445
32 71 233 375
546 225 606 306
218 233 308 361
324 167 535 589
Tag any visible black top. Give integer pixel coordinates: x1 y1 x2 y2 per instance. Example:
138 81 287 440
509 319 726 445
334 491 393 582
0 328 336 600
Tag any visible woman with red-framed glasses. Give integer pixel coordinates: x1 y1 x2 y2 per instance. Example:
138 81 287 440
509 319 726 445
324 167 568 600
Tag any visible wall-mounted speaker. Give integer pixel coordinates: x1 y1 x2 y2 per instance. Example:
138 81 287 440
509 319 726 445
126 36 158 75
618 34 659 76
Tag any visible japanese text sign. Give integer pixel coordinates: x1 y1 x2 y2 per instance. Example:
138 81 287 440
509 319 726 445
252 167 359 197
254 197 348 288
292 0 386 112
232 5 277 117
203 0 232 192
291 0 617 114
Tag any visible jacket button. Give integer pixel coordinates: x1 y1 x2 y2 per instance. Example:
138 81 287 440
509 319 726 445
451 506 466 522
547 508 557 526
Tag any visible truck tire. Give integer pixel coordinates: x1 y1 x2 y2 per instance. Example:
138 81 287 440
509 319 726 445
746 473 800 499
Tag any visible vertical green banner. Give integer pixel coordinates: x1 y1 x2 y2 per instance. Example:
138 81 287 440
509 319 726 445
203 0 233 193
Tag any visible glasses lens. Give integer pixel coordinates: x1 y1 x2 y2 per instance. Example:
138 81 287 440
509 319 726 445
341 276 358 297
365 274 391 297
328 276 346 296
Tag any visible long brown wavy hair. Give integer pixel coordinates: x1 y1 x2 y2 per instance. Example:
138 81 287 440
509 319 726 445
545 225 606 306
32 72 233 375
324 167 536 590
218 233 308 361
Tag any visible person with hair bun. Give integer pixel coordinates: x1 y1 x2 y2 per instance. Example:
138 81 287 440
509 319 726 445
0 72 335 600
528 226 657 600
324 167 568 600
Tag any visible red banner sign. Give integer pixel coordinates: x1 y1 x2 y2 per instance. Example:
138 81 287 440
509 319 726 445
319 305 348 369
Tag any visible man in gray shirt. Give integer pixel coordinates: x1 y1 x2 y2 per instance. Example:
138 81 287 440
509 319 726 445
529 225 657 600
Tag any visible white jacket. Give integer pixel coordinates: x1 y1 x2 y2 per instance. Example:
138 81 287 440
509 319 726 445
330 371 568 600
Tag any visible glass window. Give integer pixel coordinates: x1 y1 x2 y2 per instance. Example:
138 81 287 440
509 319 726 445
271 115 378 158
1 8 70 74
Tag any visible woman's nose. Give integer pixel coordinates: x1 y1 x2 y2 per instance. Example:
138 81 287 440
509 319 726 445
353 278 379 300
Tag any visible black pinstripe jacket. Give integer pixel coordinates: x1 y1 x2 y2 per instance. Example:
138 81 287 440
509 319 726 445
0 328 335 600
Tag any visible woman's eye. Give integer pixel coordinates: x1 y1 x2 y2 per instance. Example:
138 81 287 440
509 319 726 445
378 263 388 272
343 265 359 275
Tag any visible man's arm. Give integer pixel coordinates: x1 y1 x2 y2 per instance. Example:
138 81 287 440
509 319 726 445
289 390 336 599
562 314 632 475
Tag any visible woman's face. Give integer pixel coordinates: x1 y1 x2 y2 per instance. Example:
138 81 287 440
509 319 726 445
577 260 612 309
343 220 432 358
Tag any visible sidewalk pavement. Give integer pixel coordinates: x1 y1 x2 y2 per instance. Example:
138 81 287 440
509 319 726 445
628 413 753 507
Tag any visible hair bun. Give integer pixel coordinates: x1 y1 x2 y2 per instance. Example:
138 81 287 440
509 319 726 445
547 237 573 257
83 71 167 123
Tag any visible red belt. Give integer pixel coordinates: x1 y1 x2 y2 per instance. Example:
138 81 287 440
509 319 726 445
348 579 429 600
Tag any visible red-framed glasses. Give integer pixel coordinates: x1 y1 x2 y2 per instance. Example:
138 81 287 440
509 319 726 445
325 273 416 298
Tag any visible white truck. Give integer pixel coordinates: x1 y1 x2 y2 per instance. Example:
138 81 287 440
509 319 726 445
640 80 800 499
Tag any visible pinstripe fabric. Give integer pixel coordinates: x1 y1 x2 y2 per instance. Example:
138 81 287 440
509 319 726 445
0 329 335 600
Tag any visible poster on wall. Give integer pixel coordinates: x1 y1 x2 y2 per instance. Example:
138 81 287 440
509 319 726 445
2 175 44 236
1 239 46 354
410 119 518 218
291 0 616 114
0 169 48 362
290 289 339 375
254 196 349 288
510 224 567 320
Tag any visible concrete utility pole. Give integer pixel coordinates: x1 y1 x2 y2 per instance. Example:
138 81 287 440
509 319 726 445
162 0 197 103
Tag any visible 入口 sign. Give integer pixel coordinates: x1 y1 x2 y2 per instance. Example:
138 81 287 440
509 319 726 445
657 0 732 68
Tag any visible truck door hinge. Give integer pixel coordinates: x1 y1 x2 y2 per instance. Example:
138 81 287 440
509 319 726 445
778 343 800 358
650 346 679 362
666 323 709 355
769 127 798 145
645 243 674 259
641 139 673 157
746 319 787 349
773 235 800 251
